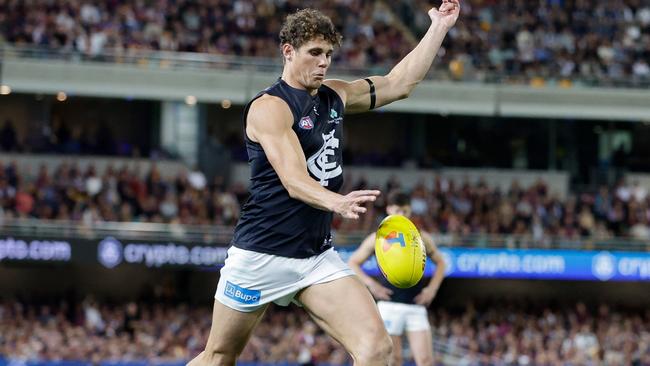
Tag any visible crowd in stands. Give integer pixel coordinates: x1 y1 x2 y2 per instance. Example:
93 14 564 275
3 161 650 243
0 0 411 71
0 161 245 227
0 299 648 365
430 301 650 366
337 174 650 245
391 0 650 85
2 0 650 85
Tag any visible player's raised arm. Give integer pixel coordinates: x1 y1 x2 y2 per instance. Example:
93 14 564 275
246 95 379 219
324 0 460 113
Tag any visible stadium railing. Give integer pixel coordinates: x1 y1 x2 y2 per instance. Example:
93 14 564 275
1 218 648 251
4 44 650 120
3 44 649 88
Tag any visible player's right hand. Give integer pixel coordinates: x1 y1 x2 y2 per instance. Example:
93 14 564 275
334 190 380 219
429 0 460 31
368 281 393 300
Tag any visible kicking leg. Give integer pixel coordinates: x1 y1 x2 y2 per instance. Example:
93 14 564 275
297 276 393 366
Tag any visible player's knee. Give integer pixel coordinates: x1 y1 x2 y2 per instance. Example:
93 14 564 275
354 333 393 365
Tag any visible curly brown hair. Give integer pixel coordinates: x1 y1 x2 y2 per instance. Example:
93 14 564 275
279 9 342 49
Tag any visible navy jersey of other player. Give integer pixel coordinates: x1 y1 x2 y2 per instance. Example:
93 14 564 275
377 272 427 304
232 78 345 258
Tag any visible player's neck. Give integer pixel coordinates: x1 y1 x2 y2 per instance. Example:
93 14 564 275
281 69 317 96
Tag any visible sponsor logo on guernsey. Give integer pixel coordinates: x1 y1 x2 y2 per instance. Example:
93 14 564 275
328 108 343 124
299 116 314 130
224 281 261 304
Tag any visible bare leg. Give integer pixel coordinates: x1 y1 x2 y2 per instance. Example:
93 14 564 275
406 329 434 366
187 300 268 366
391 335 403 366
297 276 393 366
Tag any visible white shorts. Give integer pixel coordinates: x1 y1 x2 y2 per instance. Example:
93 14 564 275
215 246 354 312
377 300 430 336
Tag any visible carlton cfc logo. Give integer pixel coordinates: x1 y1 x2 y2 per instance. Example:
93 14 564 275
307 130 342 186
299 116 314 130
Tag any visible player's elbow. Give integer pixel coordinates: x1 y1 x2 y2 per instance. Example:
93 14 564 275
437 260 447 274
348 265 362 277
284 180 310 202
278 175 299 199
397 89 411 100
347 259 362 270
284 183 301 200
386 73 415 100
399 81 421 99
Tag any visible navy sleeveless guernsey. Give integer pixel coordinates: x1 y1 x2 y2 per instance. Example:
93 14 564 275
231 78 345 258
378 272 427 304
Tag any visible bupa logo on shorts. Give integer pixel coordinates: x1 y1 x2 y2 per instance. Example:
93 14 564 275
224 281 261 304
98 237 123 268
299 116 314 130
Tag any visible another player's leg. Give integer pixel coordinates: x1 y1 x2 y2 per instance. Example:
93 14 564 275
390 336 403 366
187 300 268 366
406 329 434 366
376 301 406 366
296 276 393 366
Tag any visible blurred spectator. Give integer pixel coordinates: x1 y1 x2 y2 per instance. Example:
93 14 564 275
0 0 411 73
2 1 648 85
389 0 650 86
0 299 647 365
335 174 650 245
5 161 650 244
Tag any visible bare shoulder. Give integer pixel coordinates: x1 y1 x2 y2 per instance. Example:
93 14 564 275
322 79 349 102
324 77 375 114
247 94 293 141
248 94 292 122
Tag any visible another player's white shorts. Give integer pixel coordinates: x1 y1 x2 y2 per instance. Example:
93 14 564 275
215 245 354 312
377 300 430 335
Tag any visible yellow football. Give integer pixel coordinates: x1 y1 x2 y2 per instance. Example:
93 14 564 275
374 215 426 288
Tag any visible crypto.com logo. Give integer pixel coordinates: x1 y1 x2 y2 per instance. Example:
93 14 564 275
98 237 123 268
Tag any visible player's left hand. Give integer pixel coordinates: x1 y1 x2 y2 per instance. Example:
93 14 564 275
429 0 460 31
414 286 438 306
